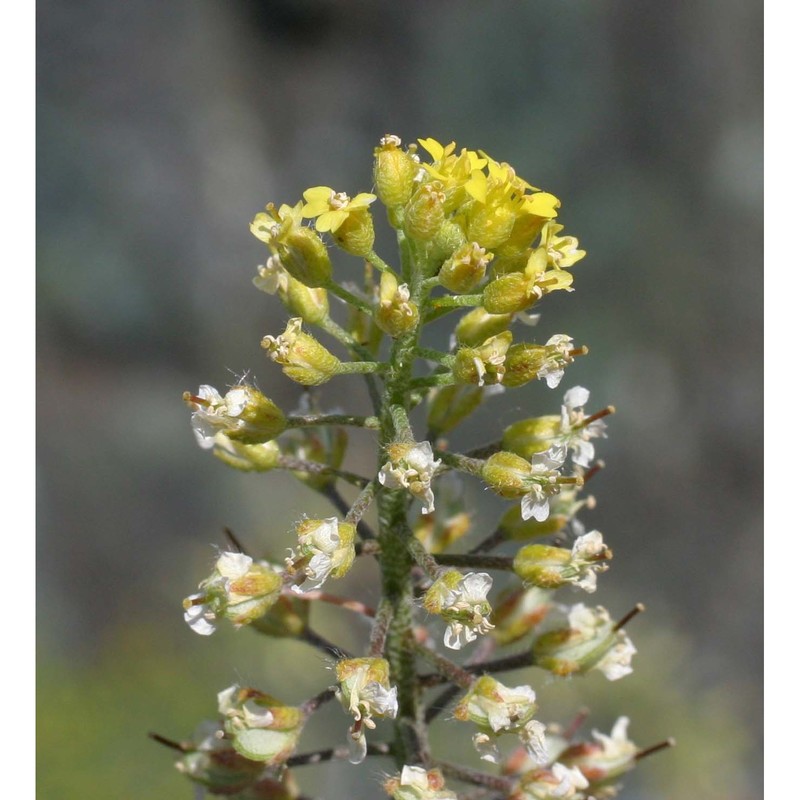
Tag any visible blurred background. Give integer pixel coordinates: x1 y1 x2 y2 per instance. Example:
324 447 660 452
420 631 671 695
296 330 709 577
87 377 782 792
37 1 763 798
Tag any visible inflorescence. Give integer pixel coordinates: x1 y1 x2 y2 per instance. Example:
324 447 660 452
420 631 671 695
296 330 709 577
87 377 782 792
156 135 673 800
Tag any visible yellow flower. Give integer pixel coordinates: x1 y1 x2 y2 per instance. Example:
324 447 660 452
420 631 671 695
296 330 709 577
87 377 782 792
301 186 376 233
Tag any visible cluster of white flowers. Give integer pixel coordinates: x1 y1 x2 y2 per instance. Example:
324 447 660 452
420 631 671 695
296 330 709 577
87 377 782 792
440 572 495 650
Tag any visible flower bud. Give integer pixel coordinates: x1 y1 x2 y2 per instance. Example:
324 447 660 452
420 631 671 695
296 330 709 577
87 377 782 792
404 182 446 241
465 201 517 250
376 271 420 337
262 318 341 385
278 225 333 288
217 685 304 766
558 717 637 784
184 384 287 448
454 307 513 348
483 271 542 315
183 552 283 635
439 242 493 294
254 257 330 324
175 721 265 794
211 434 281 472
453 331 513 386
491 585 553 646
513 531 611 593
533 604 636 680
373 134 418 209
287 517 356 592
384 766 457 800
429 220 469 267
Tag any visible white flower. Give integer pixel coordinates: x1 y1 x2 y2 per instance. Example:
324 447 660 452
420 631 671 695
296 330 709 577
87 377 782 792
569 529 611 593
520 446 567 522
379 441 441 513
184 384 284 449
538 334 574 389
387 765 458 800
335 658 398 764
550 762 590 797
288 517 356 594
596 631 637 681
440 572 494 649
591 715 637 763
556 386 607 468
183 592 217 636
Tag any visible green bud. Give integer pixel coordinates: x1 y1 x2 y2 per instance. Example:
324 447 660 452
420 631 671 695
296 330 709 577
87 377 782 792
452 331 512 386
262 318 341 385
404 182 446 241
439 242 493 294
333 207 375 257
373 134 418 209
483 272 541 314
277 225 332 288
429 220 469 267
454 307 512 348
376 272 420 337
284 277 329 324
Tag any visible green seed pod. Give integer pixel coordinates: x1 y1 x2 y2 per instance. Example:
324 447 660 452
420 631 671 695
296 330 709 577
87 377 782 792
502 415 562 459
502 343 549 388
481 451 531 498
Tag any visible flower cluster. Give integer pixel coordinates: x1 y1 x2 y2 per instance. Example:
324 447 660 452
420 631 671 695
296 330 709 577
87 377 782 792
161 135 669 800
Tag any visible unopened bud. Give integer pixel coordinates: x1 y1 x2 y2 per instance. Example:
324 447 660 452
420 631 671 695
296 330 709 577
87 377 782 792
376 272 420 337
278 225 332 288
454 307 513 348
404 182 446 241
374 135 418 209
439 242 493 294
453 331 512 386
262 318 341 385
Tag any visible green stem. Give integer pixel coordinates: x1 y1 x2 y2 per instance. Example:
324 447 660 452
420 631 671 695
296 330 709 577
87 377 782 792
435 450 485 477
408 373 456 390
345 481 377 527
337 360 387 375
367 250 399 276
325 281 374 314
276 457 369 488
429 293 483 310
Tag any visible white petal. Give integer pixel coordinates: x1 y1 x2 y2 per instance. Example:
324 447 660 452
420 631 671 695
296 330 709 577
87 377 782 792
563 386 590 410
473 732 500 763
184 604 216 636
216 552 253 579
545 369 565 389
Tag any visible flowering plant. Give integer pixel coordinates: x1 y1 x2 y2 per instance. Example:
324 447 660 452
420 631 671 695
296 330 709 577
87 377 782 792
155 135 673 798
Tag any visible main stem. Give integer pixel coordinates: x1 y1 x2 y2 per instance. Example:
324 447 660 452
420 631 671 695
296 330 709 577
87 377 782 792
377 238 425 767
